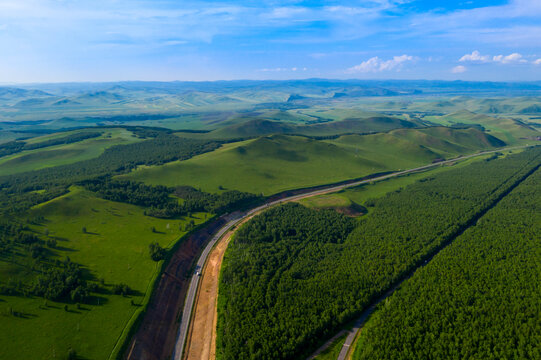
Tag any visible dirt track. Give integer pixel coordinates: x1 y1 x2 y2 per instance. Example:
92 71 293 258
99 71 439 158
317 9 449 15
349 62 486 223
184 232 231 359
183 213 258 360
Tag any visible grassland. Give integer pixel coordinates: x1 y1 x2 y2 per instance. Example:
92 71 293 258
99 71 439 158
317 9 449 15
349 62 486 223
0 187 211 360
424 110 538 145
122 128 505 196
0 128 141 175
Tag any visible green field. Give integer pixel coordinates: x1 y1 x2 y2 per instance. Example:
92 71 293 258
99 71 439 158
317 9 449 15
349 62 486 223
0 128 140 175
0 187 210 360
122 128 505 195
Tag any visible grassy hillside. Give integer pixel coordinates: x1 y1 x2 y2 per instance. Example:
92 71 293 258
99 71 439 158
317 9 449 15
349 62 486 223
186 116 421 139
425 110 538 145
0 128 141 175
121 135 388 195
0 187 210 360
122 127 506 195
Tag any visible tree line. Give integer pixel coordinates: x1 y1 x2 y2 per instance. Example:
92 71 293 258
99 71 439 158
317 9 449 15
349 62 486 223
0 131 102 158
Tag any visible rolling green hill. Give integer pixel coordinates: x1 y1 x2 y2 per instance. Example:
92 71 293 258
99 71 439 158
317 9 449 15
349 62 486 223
178 116 422 140
0 128 141 176
425 110 538 144
122 127 506 195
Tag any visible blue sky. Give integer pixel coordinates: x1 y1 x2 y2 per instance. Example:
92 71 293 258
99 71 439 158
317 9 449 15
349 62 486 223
0 0 540 83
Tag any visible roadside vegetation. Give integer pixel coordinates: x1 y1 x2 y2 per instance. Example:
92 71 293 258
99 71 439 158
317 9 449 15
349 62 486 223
216 148 541 360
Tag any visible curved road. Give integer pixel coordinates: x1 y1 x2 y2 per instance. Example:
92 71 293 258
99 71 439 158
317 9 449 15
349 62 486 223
172 146 529 360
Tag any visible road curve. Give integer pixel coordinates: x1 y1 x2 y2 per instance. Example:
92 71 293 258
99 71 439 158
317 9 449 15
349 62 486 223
172 146 529 360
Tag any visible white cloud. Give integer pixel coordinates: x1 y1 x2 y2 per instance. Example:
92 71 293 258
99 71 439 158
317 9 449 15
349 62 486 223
534 58 541 65
459 50 489 63
493 52 527 64
452 65 467 73
347 55 414 73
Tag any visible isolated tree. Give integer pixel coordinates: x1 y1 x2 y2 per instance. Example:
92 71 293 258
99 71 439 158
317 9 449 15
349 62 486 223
148 242 165 261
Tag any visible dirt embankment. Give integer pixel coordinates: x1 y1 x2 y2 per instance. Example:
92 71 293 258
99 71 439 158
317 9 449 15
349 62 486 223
182 213 257 360
125 217 227 360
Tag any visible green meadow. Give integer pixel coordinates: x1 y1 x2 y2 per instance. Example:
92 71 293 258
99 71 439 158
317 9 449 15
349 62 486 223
424 110 538 145
0 187 211 360
0 128 141 175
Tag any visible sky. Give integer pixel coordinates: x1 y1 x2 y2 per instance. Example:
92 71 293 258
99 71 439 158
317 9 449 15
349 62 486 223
0 0 540 83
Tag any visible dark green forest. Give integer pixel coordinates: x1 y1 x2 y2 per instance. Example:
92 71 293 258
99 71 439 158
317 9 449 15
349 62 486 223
216 148 541 360
353 167 541 360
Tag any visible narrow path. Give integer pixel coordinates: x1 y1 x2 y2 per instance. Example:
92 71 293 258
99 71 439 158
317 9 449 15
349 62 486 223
172 146 531 360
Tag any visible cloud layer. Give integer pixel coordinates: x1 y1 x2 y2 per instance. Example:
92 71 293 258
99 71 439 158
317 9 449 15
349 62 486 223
0 1 540 82
348 55 414 73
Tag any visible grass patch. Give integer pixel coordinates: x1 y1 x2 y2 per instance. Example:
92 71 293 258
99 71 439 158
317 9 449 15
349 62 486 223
0 187 211 360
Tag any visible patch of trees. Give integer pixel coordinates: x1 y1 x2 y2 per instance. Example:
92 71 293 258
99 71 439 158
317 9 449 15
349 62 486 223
354 167 541 360
0 131 102 158
82 179 172 208
82 179 263 218
0 221 47 260
148 242 166 261
216 148 541 360
32 258 91 302
174 186 264 215
122 125 172 138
